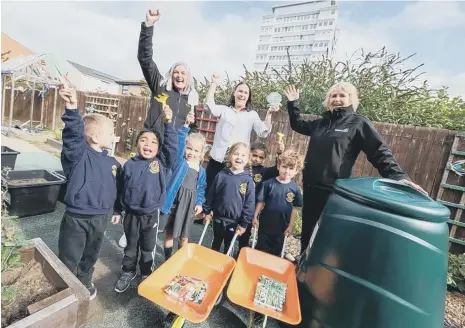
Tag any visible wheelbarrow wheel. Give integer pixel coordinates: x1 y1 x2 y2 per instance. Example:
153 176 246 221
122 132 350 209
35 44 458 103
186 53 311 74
248 311 268 328
163 312 186 328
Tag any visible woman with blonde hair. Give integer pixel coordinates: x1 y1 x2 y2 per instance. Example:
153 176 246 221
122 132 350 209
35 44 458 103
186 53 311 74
285 82 425 254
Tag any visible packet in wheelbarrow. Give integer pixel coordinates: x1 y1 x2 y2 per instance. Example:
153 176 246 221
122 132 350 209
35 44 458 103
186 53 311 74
138 223 239 324
162 275 208 304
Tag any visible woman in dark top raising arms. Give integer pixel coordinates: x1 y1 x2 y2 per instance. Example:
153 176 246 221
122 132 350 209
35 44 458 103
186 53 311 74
284 83 426 254
138 8 198 141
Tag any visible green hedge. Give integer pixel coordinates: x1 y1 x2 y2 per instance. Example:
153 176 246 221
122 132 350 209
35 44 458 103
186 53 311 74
193 47 465 131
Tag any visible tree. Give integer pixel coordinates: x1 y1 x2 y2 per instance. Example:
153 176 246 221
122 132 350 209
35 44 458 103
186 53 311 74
195 47 465 131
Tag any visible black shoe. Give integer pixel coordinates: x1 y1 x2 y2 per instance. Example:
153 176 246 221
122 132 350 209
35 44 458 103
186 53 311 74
84 282 97 300
114 271 137 293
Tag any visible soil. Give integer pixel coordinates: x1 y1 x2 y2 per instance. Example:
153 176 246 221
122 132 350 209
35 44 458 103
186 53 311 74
1 259 57 327
8 178 48 185
445 291 465 327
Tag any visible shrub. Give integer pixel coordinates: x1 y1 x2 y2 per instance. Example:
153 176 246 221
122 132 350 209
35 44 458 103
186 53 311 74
193 47 464 130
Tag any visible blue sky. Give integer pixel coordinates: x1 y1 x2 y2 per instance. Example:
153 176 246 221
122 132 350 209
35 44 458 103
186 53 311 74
2 1 464 96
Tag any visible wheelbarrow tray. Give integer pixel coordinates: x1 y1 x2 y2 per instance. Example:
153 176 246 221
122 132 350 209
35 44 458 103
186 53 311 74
226 247 301 325
138 243 236 323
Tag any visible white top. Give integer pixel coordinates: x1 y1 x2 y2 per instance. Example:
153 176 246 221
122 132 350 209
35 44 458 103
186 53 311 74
206 99 271 162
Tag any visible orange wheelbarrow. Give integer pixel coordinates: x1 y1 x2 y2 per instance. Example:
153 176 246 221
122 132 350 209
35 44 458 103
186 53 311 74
227 229 301 327
138 223 239 328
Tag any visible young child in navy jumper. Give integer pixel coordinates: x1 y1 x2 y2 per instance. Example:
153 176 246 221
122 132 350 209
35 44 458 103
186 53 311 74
57 86 120 300
238 141 284 251
252 149 303 256
161 112 207 260
203 142 255 254
113 104 177 293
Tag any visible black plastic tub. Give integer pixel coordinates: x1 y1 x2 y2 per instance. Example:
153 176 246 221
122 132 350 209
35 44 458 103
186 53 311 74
2 170 66 218
53 170 67 204
1 146 20 170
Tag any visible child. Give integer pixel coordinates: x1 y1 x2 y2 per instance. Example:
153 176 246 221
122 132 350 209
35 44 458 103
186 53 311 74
57 86 121 300
203 142 255 254
238 141 284 251
161 112 207 260
252 149 303 256
113 104 177 293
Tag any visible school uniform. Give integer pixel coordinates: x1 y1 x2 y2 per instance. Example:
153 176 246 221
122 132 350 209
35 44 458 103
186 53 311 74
115 123 177 277
256 178 303 256
238 164 279 250
203 168 255 254
58 108 120 291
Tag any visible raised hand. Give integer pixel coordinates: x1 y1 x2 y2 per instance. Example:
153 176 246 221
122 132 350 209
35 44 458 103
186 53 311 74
59 85 78 109
210 73 221 85
284 85 300 102
267 103 282 113
145 8 160 26
185 110 195 126
163 104 173 123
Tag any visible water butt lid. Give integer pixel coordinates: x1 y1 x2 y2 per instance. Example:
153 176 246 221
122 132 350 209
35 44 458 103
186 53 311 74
334 178 450 223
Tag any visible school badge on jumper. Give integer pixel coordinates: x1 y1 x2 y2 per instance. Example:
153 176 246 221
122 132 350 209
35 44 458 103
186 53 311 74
129 152 136 158
111 165 117 177
286 192 295 203
239 183 247 195
149 161 160 174
254 173 262 183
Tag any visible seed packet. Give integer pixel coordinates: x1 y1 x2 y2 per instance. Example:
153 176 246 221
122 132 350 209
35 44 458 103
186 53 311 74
253 275 287 312
163 275 208 304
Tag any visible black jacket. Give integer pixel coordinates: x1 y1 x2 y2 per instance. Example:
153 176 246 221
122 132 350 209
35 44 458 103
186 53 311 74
138 22 197 142
287 100 408 190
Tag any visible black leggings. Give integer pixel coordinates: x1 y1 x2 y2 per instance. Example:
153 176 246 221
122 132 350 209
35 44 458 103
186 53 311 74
206 158 225 193
300 186 332 255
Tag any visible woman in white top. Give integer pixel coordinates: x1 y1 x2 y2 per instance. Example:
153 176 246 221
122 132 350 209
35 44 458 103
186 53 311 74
204 74 280 190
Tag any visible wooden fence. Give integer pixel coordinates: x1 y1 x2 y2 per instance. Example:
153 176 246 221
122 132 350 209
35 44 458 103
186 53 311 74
2 88 464 245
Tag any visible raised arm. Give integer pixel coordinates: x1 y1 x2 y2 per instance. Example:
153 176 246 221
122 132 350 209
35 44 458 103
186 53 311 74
204 74 226 117
285 85 316 136
138 9 163 95
158 106 178 168
59 87 86 175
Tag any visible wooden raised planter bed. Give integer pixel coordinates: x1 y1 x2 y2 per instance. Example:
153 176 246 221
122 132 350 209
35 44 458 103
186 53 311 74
3 238 90 328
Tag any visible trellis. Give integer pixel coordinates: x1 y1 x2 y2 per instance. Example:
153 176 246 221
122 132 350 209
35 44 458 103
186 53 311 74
1 54 64 133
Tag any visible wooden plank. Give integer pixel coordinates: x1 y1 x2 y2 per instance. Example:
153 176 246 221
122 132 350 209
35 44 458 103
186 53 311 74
27 288 73 315
442 184 465 192
7 294 78 328
30 238 90 327
437 200 465 210
449 192 465 244
449 237 465 246
437 135 460 201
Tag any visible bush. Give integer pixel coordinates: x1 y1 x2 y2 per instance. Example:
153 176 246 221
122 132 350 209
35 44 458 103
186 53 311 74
194 47 465 131
447 253 465 292
293 209 302 236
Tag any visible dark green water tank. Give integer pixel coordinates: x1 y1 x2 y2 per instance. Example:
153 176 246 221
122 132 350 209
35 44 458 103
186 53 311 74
297 178 450 328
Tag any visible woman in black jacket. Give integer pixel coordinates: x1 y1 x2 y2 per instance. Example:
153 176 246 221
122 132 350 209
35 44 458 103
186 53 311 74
284 83 426 254
138 8 198 142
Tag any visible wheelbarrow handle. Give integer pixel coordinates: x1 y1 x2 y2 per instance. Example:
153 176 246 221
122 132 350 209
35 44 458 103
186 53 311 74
198 222 209 246
251 227 288 259
225 232 240 257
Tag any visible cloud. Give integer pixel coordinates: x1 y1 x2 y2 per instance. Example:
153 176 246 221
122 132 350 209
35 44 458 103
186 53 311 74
2 1 464 97
335 1 465 97
1 1 265 83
